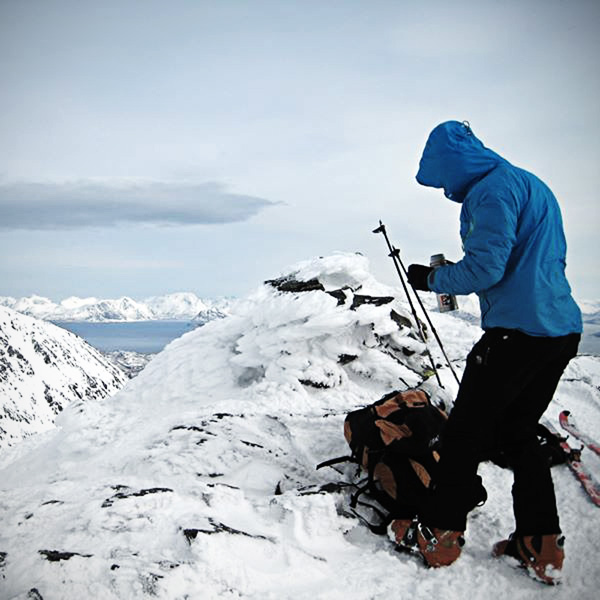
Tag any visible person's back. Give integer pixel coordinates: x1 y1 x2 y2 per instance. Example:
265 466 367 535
415 121 582 336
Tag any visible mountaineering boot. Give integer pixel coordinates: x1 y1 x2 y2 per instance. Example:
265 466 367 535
492 533 565 585
415 523 464 567
390 519 419 550
391 519 464 566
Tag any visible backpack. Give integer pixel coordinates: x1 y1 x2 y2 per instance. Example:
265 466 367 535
317 388 448 533
317 390 569 535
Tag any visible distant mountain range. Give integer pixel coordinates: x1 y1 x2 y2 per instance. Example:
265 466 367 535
0 305 127 448
0 292 232 323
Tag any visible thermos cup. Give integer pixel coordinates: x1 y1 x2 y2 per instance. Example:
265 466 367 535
430 254 458 312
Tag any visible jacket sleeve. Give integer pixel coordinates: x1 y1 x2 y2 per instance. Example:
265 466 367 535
428 188 519 295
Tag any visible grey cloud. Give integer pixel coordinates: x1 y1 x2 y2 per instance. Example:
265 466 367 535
0 181 277 230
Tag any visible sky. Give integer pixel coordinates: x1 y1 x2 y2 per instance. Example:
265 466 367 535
0 0 598 301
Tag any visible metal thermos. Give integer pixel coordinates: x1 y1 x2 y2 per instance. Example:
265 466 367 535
430 253 458 312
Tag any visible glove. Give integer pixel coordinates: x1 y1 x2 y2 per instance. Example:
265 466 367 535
407 264 433 291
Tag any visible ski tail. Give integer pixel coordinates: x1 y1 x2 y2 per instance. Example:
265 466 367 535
559 410 600 456
543 419 600 508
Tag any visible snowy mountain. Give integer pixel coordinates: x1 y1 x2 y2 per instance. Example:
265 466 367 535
0 306 127 449
144 292 229 324
0 293 232 323
194 305 229 325
0 295 154 322
0 253 598 599
144 292 223 321
577 301 600 355
103 350 155 379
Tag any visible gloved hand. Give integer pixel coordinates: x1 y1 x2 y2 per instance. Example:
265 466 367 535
407 264 433 291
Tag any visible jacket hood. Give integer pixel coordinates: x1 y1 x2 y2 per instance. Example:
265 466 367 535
416 121 506 203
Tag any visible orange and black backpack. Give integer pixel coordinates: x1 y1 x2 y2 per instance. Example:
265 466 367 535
317 388 448 533
317 388 568 533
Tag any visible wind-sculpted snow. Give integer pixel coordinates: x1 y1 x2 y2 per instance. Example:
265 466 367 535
0 253 598 599
0 307 127 449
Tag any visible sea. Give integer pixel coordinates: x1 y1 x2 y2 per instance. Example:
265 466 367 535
53 318 600 356
53 321 197 354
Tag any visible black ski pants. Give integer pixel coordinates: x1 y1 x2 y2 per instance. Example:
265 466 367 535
420 328 580 535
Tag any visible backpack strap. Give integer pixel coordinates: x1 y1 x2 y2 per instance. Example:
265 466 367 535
350 481 372 508
316 455 356 470
350 504 395 535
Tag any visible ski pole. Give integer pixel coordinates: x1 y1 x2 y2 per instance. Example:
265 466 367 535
372 221 443 388
393 244 461 386
377 220 461 385
374 220 461 386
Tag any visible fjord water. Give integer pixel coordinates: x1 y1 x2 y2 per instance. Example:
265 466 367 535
53 320 197 353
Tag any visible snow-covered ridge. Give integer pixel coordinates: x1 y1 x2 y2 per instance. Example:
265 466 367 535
0 306 127 449
0 292 232 322
0 253 598 599
102 350 154 379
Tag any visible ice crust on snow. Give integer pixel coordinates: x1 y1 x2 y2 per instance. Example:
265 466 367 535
0 252 599 599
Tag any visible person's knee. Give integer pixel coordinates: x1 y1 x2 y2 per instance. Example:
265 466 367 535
501 435 545 471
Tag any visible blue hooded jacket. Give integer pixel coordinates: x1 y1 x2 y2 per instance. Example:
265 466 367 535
416 121 582 337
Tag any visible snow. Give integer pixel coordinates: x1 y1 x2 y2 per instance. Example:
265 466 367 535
0 293 232 323
0 252 598 599
102 351 155 379
144 293 213 321
0 307 127 449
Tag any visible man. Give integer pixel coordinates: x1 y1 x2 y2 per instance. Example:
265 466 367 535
398 121 582 585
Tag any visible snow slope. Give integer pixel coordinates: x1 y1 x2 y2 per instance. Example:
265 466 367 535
0 307 127 449
0 253 598 599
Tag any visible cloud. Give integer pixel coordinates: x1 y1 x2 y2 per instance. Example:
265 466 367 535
0 180 278 230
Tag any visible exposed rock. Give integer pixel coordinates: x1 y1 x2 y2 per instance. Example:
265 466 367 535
337 354 358 365
265 277 325 293
38 550 93 562
183 518 275 543
350 294 394 309
101 486 174 508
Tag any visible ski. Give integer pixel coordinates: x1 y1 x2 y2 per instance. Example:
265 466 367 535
543 420 600 508
559 410 600 456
